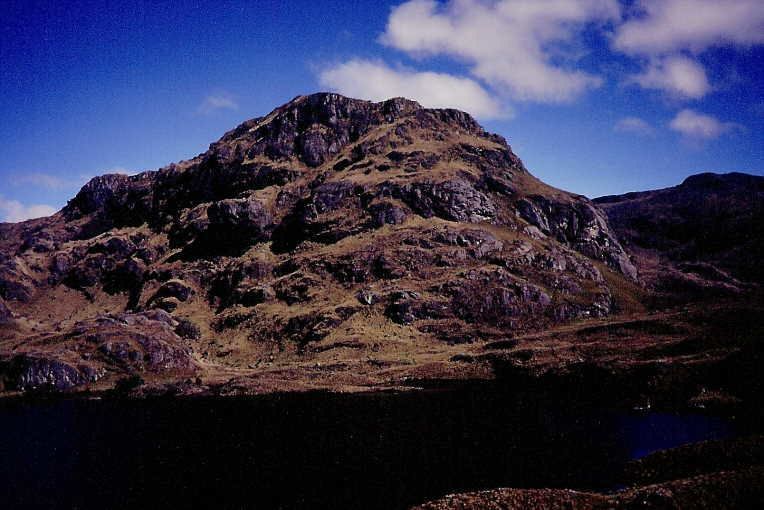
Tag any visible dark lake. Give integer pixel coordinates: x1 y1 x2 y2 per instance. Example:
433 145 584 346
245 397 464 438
0 384 744 509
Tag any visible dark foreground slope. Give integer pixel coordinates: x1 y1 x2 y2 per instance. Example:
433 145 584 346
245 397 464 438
414 433 764 510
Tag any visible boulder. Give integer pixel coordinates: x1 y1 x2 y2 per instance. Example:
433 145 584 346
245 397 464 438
175 318 201 340
356 289 377 306
207 197 271 234
179 196 273 255
274 273 318 304
152 297 180 312
87 235 136 257
271 181 366 251
0 356 94 391
152 279 194 302
234 285 275 306
368 201 408 227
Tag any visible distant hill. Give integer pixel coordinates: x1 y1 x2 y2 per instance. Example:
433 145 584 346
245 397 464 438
595 172 764 299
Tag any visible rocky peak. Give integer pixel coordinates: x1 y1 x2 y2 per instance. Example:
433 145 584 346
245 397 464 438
68 173 133 215
42 94 634 281
63 93 513 225
210 92 459 168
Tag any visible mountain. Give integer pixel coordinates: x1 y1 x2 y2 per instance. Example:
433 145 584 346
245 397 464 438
0 93 760 404
3 92 763 510
0 93 641 394
595 172 764 301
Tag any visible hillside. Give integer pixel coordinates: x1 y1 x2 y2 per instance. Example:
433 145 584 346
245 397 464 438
595 172 764 301
0 93 641 394
0 94 760 405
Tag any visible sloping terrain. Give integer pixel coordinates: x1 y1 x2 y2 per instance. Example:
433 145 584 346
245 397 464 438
414 435 764 509
595 172 764 302
0 93 761 406
0 93 641 394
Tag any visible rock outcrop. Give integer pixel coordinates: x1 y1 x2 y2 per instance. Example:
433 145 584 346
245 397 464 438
0 310 197 392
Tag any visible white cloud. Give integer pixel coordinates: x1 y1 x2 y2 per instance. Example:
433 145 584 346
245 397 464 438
614 116 654 135
614 0 764 56
630 56 710 99
380 0 621 103
669 109 737 140
613 0 764 99
197 94 239 115
0 196 57 223
319 59 505 118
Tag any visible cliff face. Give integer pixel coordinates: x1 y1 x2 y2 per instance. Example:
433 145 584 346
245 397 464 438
1 93 641 394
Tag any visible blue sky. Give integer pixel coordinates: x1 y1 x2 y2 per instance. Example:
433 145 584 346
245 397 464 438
1 0 762 221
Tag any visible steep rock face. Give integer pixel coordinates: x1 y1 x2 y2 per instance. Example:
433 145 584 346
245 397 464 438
0 253 36 302
517 196 636 279
66 172 156 237
0 93 637 393
595 172 764 297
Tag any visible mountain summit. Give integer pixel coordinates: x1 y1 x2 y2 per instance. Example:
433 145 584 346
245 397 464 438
0 92 696 395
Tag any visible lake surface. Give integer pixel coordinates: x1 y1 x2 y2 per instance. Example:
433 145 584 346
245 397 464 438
0 384 743 509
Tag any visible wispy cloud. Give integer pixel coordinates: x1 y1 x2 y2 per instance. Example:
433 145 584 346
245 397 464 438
669 109 738 140
319 59 506 119
0 196 57 223
10 173 69 190
615 116 655 135
6 171 120 193
197 93 239 115
317 0 764 118
8 172 86 191
101 167 138 176
629 56 710 99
